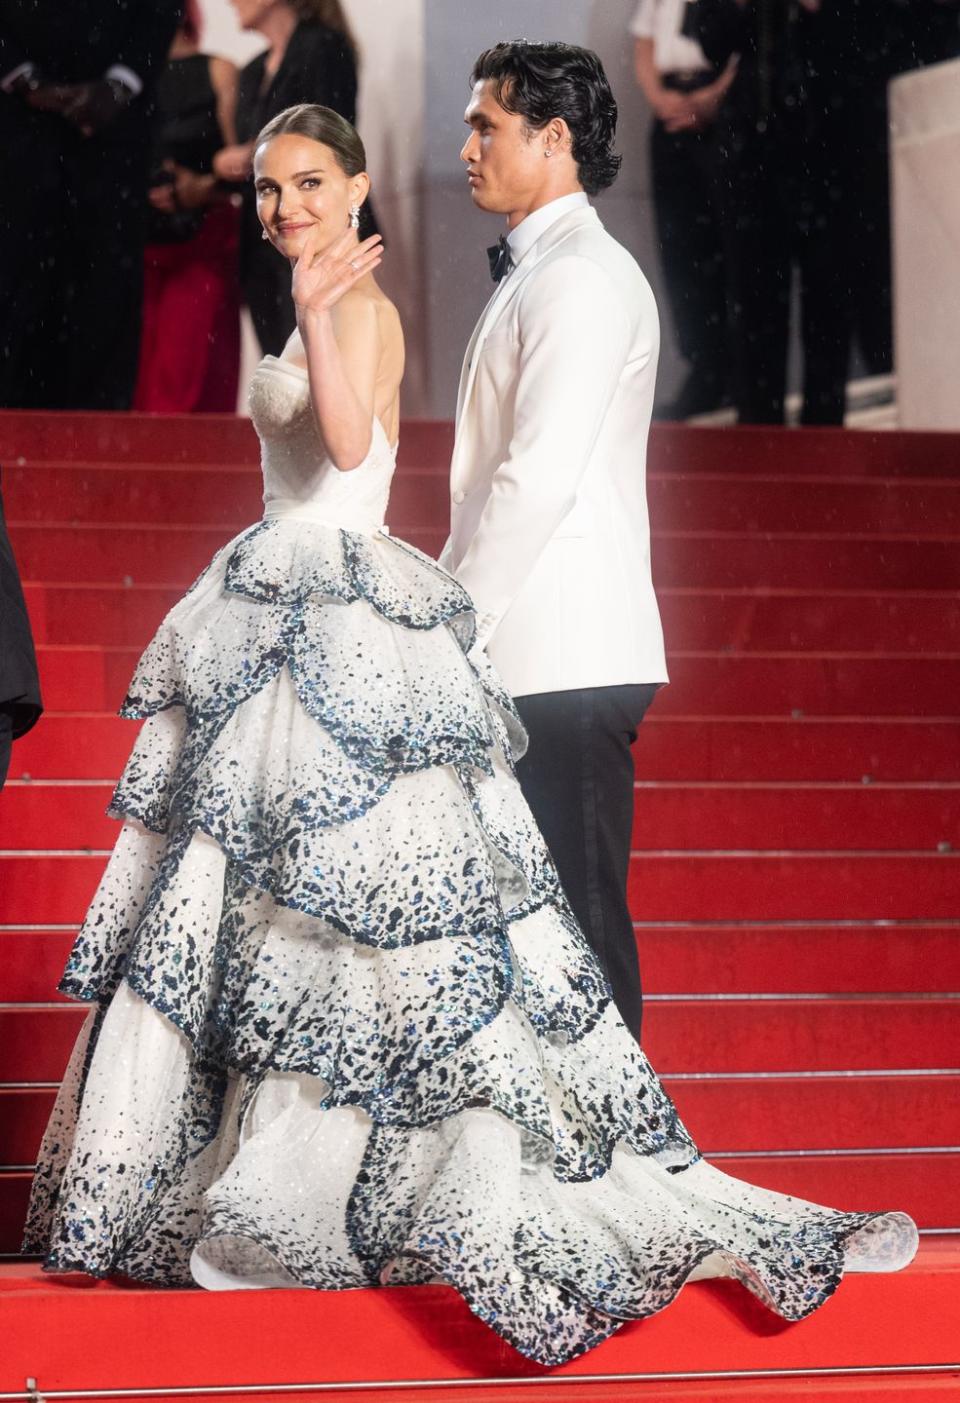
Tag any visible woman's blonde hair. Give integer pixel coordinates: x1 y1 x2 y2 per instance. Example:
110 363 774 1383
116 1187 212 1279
289 0 359 60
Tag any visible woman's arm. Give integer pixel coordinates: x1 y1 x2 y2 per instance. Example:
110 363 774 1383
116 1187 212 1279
292 226 385 472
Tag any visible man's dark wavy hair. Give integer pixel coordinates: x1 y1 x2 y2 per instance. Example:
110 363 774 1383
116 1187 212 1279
471 41 622 196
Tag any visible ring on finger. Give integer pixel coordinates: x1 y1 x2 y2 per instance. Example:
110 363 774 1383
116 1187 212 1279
350 259 360 271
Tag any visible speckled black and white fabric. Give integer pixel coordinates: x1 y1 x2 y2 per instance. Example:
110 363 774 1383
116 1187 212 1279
24 353 918 1366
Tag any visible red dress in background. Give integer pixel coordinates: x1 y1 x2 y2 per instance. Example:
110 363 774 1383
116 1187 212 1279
135 54 240 413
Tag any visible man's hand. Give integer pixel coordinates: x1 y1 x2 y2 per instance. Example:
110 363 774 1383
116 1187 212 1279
170 162 216 210
148 177 177 214
213 143 254 183
27 78 133 136
652 88 690 124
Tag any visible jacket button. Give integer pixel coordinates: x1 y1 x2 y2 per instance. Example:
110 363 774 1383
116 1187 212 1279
452 489 466 504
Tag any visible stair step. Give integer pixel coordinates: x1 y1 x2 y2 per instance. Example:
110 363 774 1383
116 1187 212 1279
2 780 956 853
4 1073 956 1167
647 425 960 479
656 656 960 718
3 413 958 478
1 922 955 1001
7 464 960 536
2 997 955 1083
22 583 959 653
4 923 954 1003
626 853 960 921
632 718 960 782
31 646 960 716
638 923 960 994
630 783 959 851
0 1233 956 1400
649 476 960 535
0 409 261 464
670 1074 960 1152
660 591 960 653
1 851 955 926
1 919 957 1007
0 930 76 1002
0 410 454 469
1 850 956 926
10 715 959 785
9 714 138 781
9 522 960 589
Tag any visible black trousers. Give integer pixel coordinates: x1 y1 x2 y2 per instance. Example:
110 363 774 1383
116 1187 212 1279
514 684 659 1039
718 128 850 426
0 98 150 410
650 118 727 401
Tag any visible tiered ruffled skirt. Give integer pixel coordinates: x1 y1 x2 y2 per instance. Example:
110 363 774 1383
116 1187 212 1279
24 519 918 1365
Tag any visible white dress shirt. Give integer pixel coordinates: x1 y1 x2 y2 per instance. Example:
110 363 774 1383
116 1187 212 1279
630 0 712 74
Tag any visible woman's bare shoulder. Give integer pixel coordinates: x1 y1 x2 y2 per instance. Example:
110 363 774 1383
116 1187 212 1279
335 286 402 347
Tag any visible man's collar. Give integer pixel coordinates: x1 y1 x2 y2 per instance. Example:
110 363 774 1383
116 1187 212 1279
506 191 590 265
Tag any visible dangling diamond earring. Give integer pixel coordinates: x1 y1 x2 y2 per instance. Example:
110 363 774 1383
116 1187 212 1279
349 204 361 230
261 228 269 240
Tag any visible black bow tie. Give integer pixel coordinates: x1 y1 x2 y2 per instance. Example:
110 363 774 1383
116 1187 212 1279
487 234 512 283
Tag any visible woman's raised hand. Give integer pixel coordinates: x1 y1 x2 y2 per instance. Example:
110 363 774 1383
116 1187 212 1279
291 227 383 318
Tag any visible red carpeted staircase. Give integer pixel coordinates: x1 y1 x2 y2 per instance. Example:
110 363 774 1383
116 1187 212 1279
0 413 957 1400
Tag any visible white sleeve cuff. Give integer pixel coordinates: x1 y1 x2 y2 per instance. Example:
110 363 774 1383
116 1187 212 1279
105 64 142 96
1 61 36 93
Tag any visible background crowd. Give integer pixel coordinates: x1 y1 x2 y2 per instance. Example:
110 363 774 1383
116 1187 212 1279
0 0 359 415
0 0 959 427
635 0 960 425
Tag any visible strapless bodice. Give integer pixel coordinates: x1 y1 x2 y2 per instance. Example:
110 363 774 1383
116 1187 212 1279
248 354 397 535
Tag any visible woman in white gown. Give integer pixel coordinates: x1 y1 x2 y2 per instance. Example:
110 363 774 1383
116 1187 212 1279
24 104 917 1367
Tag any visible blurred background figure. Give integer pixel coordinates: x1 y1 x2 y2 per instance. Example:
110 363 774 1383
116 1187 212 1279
135 1 241 413
213 0 359 355
632 0 736 419
695 0 860 427
0 478 41 790
0 1 181 409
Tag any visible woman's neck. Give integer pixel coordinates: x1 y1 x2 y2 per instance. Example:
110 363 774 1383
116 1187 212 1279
258 4 299 65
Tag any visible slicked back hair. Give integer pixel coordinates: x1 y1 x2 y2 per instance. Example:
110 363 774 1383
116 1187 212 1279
470 40 622 196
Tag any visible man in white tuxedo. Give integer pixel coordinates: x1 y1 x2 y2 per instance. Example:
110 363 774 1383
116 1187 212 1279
442 41 667 1035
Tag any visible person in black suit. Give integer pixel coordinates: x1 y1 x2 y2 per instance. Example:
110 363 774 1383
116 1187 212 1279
213 0 358 356
0 479 41 789
696 0 960 423
0 1 181 410
693 0 855 426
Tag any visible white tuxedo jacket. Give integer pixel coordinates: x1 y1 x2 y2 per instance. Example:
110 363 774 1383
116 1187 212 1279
441 204 668 698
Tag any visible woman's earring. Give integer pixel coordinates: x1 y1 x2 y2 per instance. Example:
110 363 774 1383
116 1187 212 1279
261 229 269 240
349 204 361 230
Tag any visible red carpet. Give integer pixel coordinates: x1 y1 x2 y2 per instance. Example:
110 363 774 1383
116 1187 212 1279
0 413 957 1396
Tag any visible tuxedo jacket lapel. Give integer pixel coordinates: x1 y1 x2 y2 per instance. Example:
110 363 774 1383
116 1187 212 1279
453 206 600 456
